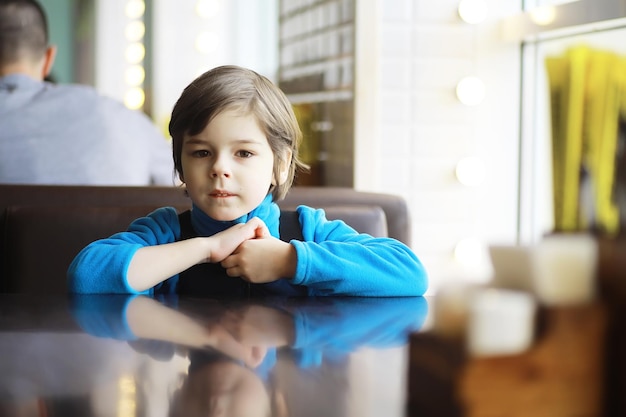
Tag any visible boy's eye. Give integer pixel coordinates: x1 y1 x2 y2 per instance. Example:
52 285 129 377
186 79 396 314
236 150 253 158
191 150 209 158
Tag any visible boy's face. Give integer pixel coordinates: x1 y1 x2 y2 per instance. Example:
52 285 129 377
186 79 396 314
181 110 276 221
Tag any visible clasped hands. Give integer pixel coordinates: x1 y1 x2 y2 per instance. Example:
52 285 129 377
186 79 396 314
209 216 297 283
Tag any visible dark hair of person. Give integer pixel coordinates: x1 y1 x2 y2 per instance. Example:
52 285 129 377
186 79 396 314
0 0 49 65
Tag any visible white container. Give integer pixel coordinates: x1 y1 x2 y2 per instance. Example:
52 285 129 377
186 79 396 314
467 288 537 357
533 234 598 305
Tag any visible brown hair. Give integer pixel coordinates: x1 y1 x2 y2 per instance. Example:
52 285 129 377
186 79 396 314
169 65 308 201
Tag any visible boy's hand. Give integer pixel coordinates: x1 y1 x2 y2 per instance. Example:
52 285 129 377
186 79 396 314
128 218 270 292
206 217 269 262
220 236 297 283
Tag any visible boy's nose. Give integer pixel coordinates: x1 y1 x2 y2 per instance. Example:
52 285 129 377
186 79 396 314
210 156 231 178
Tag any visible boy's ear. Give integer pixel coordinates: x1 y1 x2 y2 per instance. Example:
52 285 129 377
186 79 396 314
276 150 293 185
41 45 57 79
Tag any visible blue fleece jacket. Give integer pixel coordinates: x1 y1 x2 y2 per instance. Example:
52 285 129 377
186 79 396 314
67 195 428 296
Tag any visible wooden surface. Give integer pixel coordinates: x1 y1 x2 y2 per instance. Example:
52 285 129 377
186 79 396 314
408 304 609 417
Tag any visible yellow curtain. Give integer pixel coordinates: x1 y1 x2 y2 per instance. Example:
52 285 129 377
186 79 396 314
546 45 624 235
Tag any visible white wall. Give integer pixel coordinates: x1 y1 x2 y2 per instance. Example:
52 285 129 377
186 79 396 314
371 0 522 293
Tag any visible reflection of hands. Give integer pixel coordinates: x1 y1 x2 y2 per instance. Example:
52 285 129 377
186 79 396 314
207 217 270 263
220 304 295 349
220 236 297 283
125 296 262 367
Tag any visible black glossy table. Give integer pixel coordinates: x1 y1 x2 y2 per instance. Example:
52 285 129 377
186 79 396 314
0 294 430 417
3 292 620 417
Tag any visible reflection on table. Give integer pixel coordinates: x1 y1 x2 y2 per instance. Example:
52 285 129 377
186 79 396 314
1 286 621 417
0 294 429 417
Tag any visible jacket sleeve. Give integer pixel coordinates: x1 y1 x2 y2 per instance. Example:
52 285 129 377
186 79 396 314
290 206 428 296
67 207 180 294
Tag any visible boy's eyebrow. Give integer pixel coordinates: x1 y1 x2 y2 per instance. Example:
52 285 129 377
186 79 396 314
183 137 266 146
183 137 207 145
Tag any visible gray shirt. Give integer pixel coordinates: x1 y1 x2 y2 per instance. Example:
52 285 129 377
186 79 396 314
0 74 174 185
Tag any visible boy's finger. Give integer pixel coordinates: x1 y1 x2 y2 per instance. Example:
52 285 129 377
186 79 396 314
254 224 270 238
247 216 270 238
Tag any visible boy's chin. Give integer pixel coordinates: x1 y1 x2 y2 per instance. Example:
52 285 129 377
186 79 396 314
206 208 248 222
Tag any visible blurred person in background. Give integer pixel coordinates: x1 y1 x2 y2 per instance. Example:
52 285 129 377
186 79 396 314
0 0 174 185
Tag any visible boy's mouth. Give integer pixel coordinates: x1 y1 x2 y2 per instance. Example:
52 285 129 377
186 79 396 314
210 190 234 198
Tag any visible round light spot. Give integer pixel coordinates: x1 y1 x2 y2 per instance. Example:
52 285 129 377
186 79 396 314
456 76 486 106
456 156 486 187
124 87 145 110
530 6 557 26
125 43 145 64
454 238 485 267
458 0 488 24
125 0 145 19
125 21 145 42
125 65 145 86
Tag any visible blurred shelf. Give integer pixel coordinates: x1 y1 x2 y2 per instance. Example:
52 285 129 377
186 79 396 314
502 0 626 42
